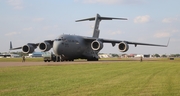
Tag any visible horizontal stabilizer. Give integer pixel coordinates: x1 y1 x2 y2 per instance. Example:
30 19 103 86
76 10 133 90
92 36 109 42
76 14 127 22
76 14 128 38
76 17 127 22
76 17 95 22
100 17 127 20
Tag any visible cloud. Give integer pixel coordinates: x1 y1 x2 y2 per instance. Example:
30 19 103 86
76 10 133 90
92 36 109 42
42 26 51 30
74 0 144 5
171 29 179 33
134 15 150 23
170 38 180 42
110 30 123 35
154 32 170 38
42 25 59 31
74 0 119 4
162 17 179 23
32 18 44 22
153 29 179 38
5 32 21 36
23 27 33 31
7 0 23 10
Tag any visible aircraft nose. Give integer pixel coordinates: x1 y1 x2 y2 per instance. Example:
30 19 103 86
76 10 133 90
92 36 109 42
53 41 61 56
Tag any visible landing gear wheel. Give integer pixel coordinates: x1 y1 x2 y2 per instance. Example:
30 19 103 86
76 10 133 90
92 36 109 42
87 58 98 61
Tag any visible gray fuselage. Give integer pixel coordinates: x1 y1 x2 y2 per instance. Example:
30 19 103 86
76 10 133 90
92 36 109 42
53 34 99 60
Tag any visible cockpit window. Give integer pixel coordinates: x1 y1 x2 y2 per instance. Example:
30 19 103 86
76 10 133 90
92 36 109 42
63 39 67 42
55 39 61 41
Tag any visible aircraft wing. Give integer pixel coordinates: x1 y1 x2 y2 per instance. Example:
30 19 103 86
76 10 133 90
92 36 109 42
10 40 54 50
10 40 54 53
83 37 169 47
10 43 39 50
10 47 22 50
123 41 168 47
102 38 169 47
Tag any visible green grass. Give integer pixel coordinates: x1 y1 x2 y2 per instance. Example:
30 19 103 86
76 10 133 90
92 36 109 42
0 60 180 95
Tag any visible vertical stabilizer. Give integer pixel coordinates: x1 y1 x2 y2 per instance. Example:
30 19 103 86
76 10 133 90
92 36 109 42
92 14 101 38
75 14 127 38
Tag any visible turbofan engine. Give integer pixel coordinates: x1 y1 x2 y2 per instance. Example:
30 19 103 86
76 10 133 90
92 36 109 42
22 44 35 53
91 40 103 51
118 42 129 52
39 42 52 52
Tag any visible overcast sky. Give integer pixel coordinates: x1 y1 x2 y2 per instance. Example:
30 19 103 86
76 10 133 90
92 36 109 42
0 0 180 54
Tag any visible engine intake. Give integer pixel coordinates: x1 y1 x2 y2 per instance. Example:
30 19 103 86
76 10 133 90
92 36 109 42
118 42 129 52
91 40 103 51
39 42 52 52
22 44 35 53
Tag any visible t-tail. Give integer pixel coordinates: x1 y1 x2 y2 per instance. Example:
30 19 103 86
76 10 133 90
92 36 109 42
76 14 127 38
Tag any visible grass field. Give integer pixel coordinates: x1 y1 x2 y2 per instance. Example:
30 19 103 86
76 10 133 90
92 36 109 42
0 58 180 95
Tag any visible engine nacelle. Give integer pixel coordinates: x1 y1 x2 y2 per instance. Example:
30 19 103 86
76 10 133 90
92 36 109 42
39 42 52 52
118 42 129 52
22 44 35 53
91 40 103 51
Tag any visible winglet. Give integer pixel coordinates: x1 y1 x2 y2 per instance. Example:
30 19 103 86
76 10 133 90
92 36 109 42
10 41 12 50
166 38 170 47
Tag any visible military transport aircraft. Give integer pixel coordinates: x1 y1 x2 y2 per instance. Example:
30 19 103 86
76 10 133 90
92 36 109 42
10 14 168 61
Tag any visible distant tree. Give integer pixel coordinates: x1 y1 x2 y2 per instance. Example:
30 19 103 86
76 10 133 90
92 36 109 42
175 54 180 57
161 54 167 57
154 54 160 57
170 54 180 57
111 54 119 57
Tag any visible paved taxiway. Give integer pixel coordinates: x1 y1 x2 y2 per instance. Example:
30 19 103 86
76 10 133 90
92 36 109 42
0 60 116 67
0 62 94 67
